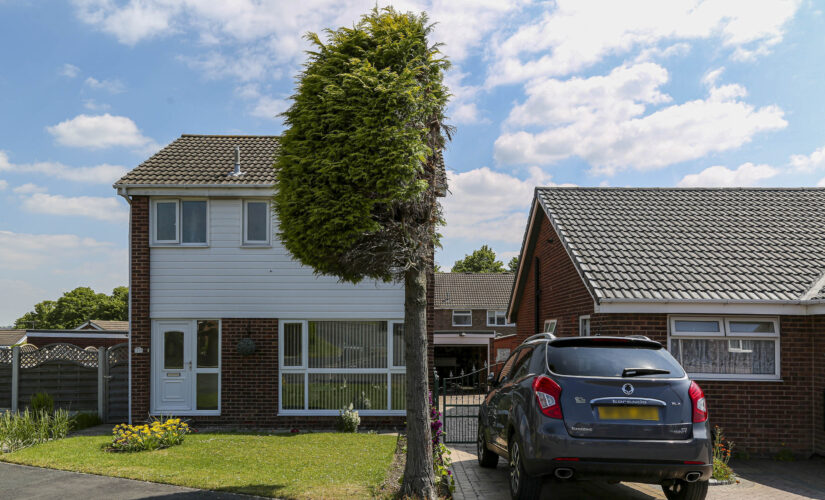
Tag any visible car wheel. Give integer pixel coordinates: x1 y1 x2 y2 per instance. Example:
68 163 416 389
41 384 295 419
508 438 542 500
662 479 709 500
477 427 498 468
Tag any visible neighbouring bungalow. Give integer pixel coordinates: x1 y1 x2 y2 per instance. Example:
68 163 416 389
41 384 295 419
504 187 825 456
433 272 516 378
0 320 128 349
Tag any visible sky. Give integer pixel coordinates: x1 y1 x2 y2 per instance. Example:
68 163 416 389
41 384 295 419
1 0 825 325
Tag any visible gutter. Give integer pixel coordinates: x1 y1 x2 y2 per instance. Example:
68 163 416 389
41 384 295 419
117 188 133 425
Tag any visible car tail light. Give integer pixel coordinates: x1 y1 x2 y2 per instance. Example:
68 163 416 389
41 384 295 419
532 375 562 419
689 381 707 423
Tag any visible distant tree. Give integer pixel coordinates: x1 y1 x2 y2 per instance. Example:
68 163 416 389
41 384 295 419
272 7 450 498
14 287 128 329
452 245 506 273
508 256 519 273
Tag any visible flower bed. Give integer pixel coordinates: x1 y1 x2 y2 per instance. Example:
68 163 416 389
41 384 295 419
109 417 189 452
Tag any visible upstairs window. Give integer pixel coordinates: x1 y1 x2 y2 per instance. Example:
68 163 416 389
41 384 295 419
487 310 513 327
152 199 207 245
243 200 270 245
452 310 472 327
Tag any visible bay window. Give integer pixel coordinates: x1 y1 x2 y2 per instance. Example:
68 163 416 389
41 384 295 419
279 320 406 414
668 316 780 380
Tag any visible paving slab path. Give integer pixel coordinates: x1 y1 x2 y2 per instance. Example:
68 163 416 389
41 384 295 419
0 462 259 500
449 444 825 500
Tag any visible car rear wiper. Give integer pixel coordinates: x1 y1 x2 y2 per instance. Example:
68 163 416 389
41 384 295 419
621 367 670 377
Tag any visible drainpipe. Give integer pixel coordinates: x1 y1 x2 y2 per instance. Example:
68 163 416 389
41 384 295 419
118 188 133 425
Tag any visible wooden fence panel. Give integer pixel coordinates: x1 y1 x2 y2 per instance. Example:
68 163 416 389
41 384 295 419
18 362 98 412
0 363 11 409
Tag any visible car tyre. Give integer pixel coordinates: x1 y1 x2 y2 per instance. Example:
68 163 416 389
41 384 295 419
477 427 498 468
508 438 542 500
662 479 709 500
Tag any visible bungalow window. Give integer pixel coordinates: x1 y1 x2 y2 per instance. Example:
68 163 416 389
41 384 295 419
279 320 406 414
487 310 513 327
243 200 270 245
452 310 472 327
152 199 207 245
668 316 780 380
579 315 591 336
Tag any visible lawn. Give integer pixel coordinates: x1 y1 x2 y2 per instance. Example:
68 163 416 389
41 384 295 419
0 432 399 499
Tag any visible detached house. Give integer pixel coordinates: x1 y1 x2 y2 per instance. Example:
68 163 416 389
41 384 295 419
505 187 825 456
114 134 433 426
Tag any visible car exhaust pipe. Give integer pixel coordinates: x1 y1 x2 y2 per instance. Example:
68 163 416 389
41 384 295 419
554 468 574 479
684 472 701 483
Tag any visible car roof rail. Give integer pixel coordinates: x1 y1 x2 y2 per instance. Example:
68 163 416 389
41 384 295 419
523 332 556 344
626 335 651 341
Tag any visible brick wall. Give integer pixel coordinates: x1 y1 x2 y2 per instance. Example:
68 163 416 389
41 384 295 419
813 315 825 456
130 196 151 423
434 308 517 336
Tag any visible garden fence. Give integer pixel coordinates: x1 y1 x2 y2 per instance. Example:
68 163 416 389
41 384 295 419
0 342 128 422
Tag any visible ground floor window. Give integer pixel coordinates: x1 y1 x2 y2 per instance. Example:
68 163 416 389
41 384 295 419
668 316 780 380
279 320 405 414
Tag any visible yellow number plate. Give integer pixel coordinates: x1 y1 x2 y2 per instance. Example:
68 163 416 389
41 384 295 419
598 406 659 421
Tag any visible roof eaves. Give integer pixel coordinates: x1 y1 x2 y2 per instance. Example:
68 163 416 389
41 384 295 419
507 194 541 321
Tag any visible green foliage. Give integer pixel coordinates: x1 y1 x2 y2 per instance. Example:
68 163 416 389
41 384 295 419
0 409 70 453
30 393 54 415
70 413 102 432
774 446 795 461
110 417 190 452
508 256 519 273
273 6 450 282
14 286 128 330
711 426 735 481
452 245 506 273
336 404 360 433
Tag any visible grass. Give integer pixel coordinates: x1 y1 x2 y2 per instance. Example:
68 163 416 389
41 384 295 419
0 432 398 499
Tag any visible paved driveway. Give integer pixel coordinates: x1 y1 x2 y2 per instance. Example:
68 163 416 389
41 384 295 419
0 462 256 500
449 445 825 500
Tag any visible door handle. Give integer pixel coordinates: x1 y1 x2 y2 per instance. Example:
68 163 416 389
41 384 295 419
187 361 192 370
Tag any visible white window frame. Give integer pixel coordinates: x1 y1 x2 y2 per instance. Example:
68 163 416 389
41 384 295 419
150 198 209 247
486 310 513 327
452 310 472 327
579 315 591 336
667 315 781 381
278 319 406 416
543 319 557 334
242 199 271 246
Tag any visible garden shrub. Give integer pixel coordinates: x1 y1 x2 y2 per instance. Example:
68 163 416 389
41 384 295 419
712 426 735 481
71 412 102 431
30 393 54 415
0 409 70 453
337 404 360 433
109 417 189 452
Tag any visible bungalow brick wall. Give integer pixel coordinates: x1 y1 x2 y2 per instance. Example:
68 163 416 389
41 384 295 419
129 195 434 428
502 210 825 456
434 308 517 336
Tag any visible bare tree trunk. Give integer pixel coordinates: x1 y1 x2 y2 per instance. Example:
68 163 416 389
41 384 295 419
401 265 436 499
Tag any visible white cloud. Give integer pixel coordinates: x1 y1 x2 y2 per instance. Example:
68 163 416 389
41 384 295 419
494 64 787 174
0 151 127 184
249 96 288 120
13 183 47 194
0 230 126 325
60 63 80 78
84 76 125 94
19 192 128 223
46 113 158 153
83 99 111 111
677 162 779 187
0 179 7 190
818 176 825 187
442 166 573 244
487 0 802 86
790 145 825 172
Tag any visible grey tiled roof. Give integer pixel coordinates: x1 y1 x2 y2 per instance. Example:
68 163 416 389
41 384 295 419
114 135 279 186
81 320 129 331
435 272 515 309
0 330 26 346
536 188 825 303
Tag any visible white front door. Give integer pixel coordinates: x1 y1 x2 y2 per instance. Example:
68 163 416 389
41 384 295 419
152 319 221 415
154 321 193 412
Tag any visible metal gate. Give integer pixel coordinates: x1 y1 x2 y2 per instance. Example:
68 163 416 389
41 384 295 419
437 366 490 444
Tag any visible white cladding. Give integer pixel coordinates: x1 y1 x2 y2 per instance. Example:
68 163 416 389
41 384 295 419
150 198 404 319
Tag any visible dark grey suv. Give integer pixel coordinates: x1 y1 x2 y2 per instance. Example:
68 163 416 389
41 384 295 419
477 334 712 500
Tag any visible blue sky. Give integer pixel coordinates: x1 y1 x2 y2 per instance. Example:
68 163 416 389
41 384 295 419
1 0 824 325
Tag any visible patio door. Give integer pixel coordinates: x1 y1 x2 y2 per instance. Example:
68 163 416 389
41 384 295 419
152 320 221 414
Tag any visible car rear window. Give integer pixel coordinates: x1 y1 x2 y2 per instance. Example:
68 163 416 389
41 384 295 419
546 344 685 378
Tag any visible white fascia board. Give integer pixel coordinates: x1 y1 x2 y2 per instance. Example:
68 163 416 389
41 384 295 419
434 333 495 345
120 186 274 197
595 300 810 316
25 332 128 339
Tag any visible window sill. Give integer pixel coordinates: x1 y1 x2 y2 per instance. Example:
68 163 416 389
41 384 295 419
240 244 272 249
